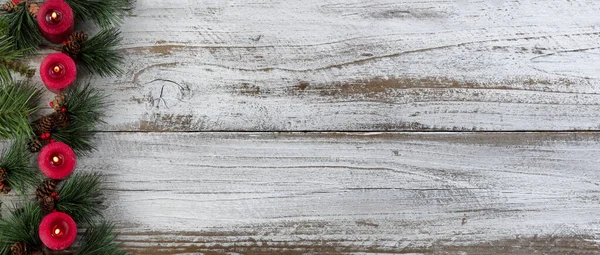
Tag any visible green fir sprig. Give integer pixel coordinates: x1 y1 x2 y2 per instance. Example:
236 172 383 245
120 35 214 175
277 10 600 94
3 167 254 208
51 83 106 155
0 142 40 195
0 203 42 255
78 28 124 77
0 35 33 83
3 3 41 54
65 0 133 28
56 172 105 225
0 80 41 139
75 222 127 255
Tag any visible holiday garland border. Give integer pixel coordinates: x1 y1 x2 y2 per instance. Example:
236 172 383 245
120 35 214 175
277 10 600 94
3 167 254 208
0 0 132 254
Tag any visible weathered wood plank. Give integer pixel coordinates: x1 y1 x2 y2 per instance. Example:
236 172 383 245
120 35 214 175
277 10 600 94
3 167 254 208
57 0 600 131
61 132 600 253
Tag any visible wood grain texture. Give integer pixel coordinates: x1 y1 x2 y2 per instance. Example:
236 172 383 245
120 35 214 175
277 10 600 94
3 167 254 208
4 0 600 254
66 0 600 131
59 132 600 254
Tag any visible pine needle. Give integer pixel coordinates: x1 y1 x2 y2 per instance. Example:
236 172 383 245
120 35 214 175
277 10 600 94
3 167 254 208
56 172 106 225
4 4 41 54
0 142 40 195
51 83 106 155
65 0 133 28
75 222 128 255
0 203 43 253
79 28 123 77
0 35 31 83
0 80 41 139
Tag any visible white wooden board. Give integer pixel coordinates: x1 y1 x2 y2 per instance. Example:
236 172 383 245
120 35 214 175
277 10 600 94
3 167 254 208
78 0 600 131
71 132 600 254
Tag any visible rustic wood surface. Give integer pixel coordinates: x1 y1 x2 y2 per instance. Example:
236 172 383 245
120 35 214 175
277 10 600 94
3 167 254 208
86 132 600 254
3 0 600 254
98 0 600 132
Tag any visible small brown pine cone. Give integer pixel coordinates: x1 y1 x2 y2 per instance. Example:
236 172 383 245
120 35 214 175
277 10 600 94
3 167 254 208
27 2 38 17
40 196 55 213
54 111 71 129
37 114 56 134
1 1 18 13
28 138 43 153
68 31 88 43
52 93 67 111
10 242 29 255
36 180 58 200
25 69 35 78
0 181 11 194
62 41 82 59
0 167 6 181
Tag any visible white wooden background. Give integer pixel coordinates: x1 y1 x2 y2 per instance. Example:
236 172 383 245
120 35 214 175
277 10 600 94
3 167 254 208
5 0 600 254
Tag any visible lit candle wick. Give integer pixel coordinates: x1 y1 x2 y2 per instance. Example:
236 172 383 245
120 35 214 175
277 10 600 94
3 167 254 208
51 12 58 21
52 156 60 164
53 65 61 74
54 228 61 235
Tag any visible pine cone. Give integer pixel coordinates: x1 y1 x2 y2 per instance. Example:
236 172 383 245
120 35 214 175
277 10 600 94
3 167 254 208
0 167 6 181
40 195 55 213
10 242 29 255
54 111 71 129
0 181 11 194
25 69 35 78
27 2 38 17
68 31 88 43
37 114 56 134
28 138 43 153
1 1 18 13
52 93 67 111
36 180 58 200
62 40 82 59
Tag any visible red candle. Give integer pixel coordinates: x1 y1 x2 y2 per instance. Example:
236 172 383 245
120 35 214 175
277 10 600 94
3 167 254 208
39 212 77 250
36 0 74 44
38 142 76 180
40 53 76 93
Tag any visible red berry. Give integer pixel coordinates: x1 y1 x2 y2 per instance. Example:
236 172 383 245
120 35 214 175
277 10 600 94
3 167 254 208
61 107 67 112
50 102 54 107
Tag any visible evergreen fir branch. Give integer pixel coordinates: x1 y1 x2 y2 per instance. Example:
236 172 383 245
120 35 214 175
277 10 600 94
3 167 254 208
0 142 40 195
0 15 7 32
0 35 27 59
51 127 95 156
65 0 133 28
79 28 123 77
0 80 41 139
64 83 107 129
56 172 106 225
75 222 127 255
51 83 106 155
0 203 42 255
4 3 41 54
0 35 33 83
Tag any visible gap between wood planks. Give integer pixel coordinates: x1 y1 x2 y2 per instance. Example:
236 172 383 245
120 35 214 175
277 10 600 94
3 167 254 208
91 130 600 133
